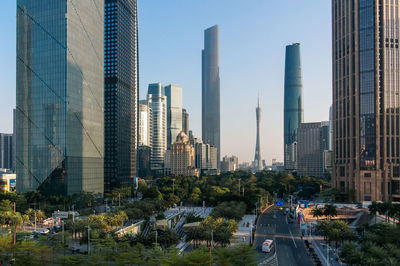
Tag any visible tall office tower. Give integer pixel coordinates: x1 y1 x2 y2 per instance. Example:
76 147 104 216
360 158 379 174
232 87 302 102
254 96 262 170
329 106 333 151
148 83 167 174
297 122 329 178
12 109 16 171
284 43 304 171
333 0 400 202
165 84 183 149
182 109 189 135
16 0 104 195
0 134 13 170
139 100 152 147
104 0 138 192
202 25 221 168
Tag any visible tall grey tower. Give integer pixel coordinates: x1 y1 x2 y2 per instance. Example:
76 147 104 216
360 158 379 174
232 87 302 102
254 96 262 170
284 43 304 171
16 0 104 195
104 0 138 192
202 25 220 168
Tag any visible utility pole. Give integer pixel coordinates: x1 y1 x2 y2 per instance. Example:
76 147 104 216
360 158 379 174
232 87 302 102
87 225 91 255
34 210 37 233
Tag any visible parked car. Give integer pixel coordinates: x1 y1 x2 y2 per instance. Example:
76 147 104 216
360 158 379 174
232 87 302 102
40 229 50 235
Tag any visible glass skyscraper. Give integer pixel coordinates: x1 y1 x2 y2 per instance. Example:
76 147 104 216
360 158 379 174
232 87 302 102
333 0 400 202
202 25 221 168
16 1 104 195
165 84 183 149
104 0 138 192
284 43 304 171
148 83 167 174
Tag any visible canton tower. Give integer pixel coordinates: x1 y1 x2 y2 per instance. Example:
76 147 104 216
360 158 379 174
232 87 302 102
254 96 262 170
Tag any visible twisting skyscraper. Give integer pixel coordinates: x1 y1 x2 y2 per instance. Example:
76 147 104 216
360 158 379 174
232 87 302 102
332 0 400 202
104 0 138 192
16 0 105 195
254 96 262 170
284 43 304 171
202 25 221 169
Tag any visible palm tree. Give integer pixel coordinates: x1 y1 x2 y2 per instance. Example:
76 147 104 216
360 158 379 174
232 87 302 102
323 204 337 220
368 201 379 224
312 207 323 221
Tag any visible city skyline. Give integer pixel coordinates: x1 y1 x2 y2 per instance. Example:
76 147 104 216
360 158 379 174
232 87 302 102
0 0 332 164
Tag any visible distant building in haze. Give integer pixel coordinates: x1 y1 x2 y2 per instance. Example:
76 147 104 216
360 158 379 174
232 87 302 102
284 43 304 171
165 84 183 149
182 109 189 136
148 83 167 174
202 25 221 169
221 155 239 172
16 0 104 195
104 0 138 191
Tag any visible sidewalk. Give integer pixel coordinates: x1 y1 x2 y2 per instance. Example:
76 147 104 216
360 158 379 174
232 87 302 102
310 235 342 266
232 215 255 245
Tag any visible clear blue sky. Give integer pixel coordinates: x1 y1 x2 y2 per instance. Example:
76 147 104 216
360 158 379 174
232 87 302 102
0 0 332 164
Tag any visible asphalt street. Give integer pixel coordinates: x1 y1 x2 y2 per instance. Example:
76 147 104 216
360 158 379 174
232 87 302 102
255 206 314 266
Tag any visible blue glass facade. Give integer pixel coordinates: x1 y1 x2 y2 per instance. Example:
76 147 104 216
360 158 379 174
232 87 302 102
202 25 220 168
16 0 104 195
104 0 138 192
284 43 303 169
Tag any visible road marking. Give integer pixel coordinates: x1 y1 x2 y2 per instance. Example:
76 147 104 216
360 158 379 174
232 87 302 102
289 230 297 248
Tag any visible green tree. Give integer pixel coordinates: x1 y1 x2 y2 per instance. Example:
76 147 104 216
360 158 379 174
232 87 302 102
323 204 337 220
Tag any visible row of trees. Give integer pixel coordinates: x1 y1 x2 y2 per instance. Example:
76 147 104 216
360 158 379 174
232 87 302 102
0 234 258 266
141 171 327 212
186 216 238 248
316 220 356 250
368 201 400 223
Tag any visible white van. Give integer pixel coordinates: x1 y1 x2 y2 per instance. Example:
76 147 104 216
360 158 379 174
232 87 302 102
262 239 274 253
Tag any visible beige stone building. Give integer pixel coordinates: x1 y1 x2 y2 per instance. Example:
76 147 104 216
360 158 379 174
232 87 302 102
170 132 199 177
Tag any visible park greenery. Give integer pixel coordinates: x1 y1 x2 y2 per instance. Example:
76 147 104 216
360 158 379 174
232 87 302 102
340 222 400 265
0 234 258 266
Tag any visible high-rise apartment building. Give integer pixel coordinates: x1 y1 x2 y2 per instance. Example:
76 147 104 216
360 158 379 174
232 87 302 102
284 43 304 171
0 134 13 170
104 0 138 192
297 122 329 178
148 83 167 174
202 25 221 168
16 0 104 195
165 84 183 149
254 97 262 170
332 0 400 201
182 109 189 135
139 100 152 147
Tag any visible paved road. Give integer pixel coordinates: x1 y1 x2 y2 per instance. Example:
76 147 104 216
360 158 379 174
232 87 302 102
255 206 314 266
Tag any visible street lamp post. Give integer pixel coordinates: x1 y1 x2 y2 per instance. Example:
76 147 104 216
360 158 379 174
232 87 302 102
87 225 91 255
238 178 241 196
172 179 176 195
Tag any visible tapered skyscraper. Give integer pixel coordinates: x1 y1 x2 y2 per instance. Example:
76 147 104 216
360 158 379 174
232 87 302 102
202 25 220 168
254 97 262 170
284 43 304 171
332 0 400 202
16 0 104 195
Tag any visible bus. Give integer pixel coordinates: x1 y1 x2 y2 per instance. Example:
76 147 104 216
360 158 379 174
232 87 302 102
262 239 274 253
